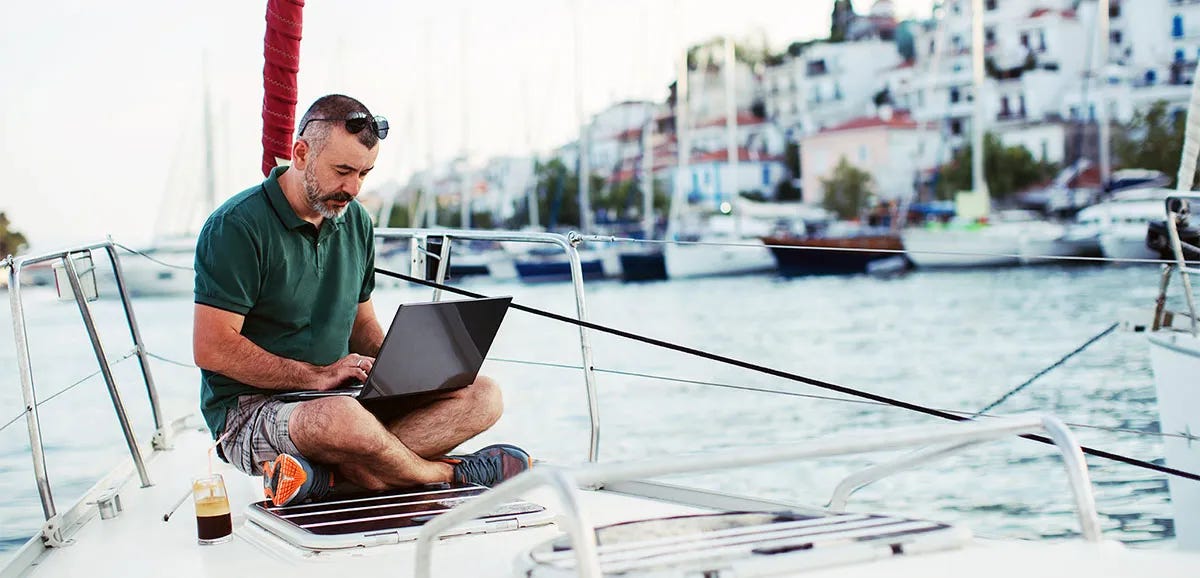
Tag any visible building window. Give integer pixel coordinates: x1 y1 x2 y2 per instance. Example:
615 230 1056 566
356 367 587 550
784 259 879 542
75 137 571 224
1038 30 1047 52
1111 30 1122 45
985 28 996 46
1069 106 1079 120
950 119 963 135
1020 32 1029 48
985 0 997 11
950 87 961 104
1174 15 1184 39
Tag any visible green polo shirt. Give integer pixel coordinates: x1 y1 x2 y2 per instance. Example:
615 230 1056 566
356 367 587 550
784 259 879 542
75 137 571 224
194 166 375 437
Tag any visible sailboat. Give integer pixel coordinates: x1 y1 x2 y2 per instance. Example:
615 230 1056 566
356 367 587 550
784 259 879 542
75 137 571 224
97 76 219 297
661 37 775 280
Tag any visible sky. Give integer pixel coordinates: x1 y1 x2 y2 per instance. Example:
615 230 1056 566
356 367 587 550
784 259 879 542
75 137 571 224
0 0 934 249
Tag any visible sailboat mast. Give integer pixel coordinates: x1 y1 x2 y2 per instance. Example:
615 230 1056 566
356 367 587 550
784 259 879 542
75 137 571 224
423 20 437 228
667 43 691 241
1097 0 1112 186
723 36 740 236
642 118 655 240
574 0 593 233
202 64 217 229
459 6 471 230
970 0 989 199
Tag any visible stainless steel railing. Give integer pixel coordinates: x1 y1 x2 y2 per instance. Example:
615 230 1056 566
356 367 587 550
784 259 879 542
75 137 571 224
4 239 166 545
374 228 603 463
413 415 1103 578
1152 194 1200 336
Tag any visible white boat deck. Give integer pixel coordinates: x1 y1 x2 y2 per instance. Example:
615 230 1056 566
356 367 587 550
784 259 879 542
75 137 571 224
8 417 1200 578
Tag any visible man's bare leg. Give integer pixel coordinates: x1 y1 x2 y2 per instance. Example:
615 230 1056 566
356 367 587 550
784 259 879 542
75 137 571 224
383 375 504 458
288 396 453 490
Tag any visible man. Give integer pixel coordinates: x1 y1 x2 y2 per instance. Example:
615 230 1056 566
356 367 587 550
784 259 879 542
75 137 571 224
193 94 530 507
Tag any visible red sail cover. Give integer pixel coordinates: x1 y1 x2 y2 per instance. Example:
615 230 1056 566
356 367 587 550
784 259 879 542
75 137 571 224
262 0 305 176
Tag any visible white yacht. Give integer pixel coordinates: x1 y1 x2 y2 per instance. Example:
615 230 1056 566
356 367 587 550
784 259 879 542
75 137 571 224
96 235 197 297
1143 192 1200 551
1073 189 1171 263
663 214 775 279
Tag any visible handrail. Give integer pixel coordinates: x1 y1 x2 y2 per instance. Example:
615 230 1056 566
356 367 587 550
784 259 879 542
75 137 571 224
4 240 165 544
374 227 603 463
413 415 1103 578
1161 195 1200 336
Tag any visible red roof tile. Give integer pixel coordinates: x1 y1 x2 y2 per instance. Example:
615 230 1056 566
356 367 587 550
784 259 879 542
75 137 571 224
695 112 767 129
818 111 918 133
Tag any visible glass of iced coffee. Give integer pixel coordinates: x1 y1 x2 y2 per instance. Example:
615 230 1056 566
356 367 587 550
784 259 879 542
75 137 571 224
192 474 233 545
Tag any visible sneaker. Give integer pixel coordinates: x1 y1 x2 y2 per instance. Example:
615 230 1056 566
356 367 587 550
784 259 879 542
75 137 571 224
262 453 332 507
443 444 533 487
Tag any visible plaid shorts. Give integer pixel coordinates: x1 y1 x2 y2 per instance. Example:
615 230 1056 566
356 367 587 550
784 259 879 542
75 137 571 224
217 395 302 476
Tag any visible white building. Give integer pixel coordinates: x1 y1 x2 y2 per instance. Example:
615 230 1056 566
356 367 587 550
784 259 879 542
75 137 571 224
557 100 657 178
763 37 903 137
800 110 941 205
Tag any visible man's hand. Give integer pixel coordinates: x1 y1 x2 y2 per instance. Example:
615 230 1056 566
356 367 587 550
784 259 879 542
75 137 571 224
310 353 376 391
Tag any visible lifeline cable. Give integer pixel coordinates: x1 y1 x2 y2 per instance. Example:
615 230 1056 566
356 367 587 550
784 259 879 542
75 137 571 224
375 266 1200 483
974 322 1120 416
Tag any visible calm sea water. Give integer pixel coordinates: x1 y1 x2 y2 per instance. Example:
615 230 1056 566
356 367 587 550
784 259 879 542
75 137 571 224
0 261 1183 564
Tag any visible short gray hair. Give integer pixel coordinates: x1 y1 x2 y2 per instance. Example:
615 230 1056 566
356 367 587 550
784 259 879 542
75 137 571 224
296 94 379 157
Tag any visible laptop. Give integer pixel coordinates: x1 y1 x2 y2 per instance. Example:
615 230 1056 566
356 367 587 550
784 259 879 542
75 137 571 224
273 296 512 405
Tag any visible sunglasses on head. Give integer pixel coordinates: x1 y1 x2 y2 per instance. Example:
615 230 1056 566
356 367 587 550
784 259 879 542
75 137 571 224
298 111 389 139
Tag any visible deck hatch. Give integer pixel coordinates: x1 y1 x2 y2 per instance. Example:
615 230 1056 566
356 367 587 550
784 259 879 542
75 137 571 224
245 482 554 551
521 511 971 576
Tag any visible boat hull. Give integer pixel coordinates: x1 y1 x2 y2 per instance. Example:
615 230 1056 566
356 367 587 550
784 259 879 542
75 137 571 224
514 258 605 283
663 241 775 279
902 228 1022 268
763 235 908 277
618 250 667 282
1147 332 1200 551
1100 229 1157 262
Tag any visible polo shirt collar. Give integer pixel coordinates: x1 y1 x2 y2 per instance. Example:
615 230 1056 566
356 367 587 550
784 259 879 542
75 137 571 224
264 166 347 231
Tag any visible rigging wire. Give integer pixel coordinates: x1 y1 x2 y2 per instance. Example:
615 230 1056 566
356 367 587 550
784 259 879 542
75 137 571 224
576 234 1177 267
376 265 1200 482
111 242 195 272
107 234 1175 272
0 350 138 435
974 322 1120 416
489 357 1199 443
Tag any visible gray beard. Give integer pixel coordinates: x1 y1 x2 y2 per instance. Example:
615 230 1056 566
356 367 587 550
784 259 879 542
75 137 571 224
305 168 350 219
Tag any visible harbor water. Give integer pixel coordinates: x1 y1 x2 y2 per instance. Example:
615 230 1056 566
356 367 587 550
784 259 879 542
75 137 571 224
0 261 1182 563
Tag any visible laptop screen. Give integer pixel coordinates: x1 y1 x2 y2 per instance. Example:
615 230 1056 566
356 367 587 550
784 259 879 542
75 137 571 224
358 296 512 402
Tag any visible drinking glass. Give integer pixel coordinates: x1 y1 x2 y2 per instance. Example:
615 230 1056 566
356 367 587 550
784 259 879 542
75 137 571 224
192 474 233 545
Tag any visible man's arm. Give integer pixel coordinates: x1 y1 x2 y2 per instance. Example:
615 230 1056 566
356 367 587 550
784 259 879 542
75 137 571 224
349 298 385 357
193 303 368 391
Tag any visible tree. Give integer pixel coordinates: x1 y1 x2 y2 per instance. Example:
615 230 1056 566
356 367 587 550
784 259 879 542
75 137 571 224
821 158 873 219
830 0 856 43
935 133 1057 200
508 159 607 230
0 212 29 257
1114 100 1185 186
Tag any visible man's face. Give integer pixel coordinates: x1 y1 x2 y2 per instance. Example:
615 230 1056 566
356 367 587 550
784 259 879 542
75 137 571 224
301 128 380 219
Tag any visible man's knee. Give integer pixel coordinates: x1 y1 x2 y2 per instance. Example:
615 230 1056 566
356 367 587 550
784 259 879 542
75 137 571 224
465 375 503 428
291 396 386 456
